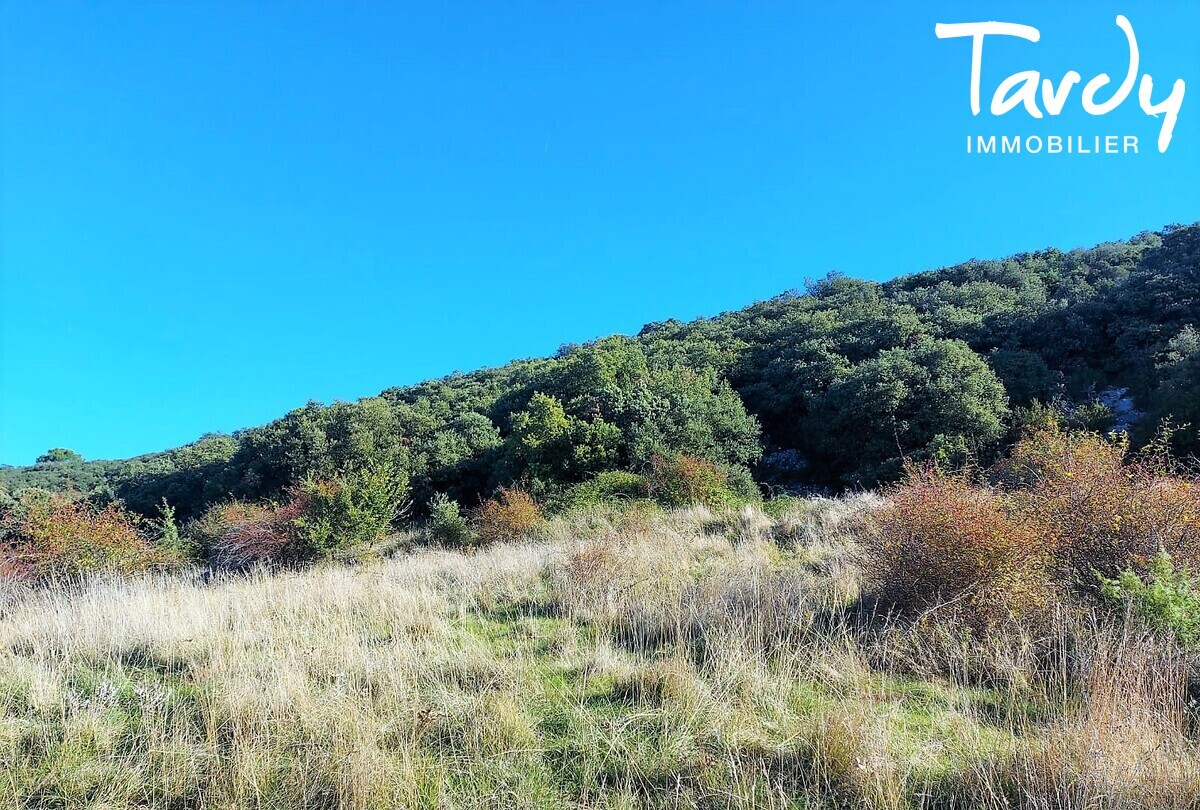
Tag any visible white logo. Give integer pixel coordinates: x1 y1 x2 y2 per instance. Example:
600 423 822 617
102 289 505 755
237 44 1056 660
936 16 1185 153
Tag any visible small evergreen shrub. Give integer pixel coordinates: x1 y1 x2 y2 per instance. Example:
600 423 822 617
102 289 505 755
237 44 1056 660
155 498 197 560
1100 551 1200 649
474 487 544 545
427 492 474 547
723 464 763 504
1065 400 1115 432
558 470 646 509
291 463 409 560
762 494 806 520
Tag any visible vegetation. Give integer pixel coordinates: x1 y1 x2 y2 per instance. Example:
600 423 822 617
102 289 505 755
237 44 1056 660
1101 551 1200 650
4 486 1200 808
34 448 83 465
4 224 1198 521
2 224 1200 806
2 416 1200 806
866 423 1200 630
190 499 299 570
642 452 745 509
426 492 475 548
474 487 545 546
868 465 1052 629
0 491 177 580
289 462 410 561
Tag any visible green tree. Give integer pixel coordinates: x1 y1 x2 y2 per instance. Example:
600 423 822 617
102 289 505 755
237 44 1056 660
812 338 1009 484
502 392 620 491
623 367 761 469
36 448 83 464
1146 325 1200 455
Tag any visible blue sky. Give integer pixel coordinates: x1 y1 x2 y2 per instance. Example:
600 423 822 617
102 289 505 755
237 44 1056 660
2 1 1198 465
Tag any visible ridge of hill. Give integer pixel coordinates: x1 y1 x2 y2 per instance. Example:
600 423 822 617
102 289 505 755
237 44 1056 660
4 222 1199 517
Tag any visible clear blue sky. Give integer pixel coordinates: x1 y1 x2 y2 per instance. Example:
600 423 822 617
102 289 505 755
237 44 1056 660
2 1 1198 465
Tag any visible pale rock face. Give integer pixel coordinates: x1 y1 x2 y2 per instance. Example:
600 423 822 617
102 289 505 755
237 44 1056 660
1098 387 1143 433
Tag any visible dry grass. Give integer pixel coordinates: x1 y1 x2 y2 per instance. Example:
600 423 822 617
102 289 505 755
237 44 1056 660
1 496 1198 808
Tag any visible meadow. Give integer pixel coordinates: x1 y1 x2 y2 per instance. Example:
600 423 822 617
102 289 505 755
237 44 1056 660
3 486 1199 809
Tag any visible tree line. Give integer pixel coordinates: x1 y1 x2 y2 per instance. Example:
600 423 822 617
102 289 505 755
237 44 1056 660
4 223 1198 520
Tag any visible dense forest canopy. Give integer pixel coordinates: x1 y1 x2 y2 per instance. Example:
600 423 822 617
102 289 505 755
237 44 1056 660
5 223 1199 519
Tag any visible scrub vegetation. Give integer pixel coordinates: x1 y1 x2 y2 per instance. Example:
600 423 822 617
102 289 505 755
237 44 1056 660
5 224 1200 517
4 425 1200 807
4 225 1200 806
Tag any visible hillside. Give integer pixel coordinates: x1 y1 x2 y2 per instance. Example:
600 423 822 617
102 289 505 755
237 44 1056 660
4 223 1199 520
6 226 1200 808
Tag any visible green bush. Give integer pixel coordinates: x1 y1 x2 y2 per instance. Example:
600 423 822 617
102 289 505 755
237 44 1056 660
427 492 474 547
723 464 762 505
643 454 742 510
185 463 409 568
291 463 409 560
762 494 807 519
1099 551 1200 649
557 470 647 510
1065 400 1114 432
155 498 197 560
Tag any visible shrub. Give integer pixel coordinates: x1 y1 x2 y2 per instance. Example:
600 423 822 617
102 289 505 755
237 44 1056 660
189 464 408 568
723 464 762 504
869 427 1200 631
474 487 544 545
427 492 474 547
0 491 176 580
557 470 646 510
291 463 409 560
1100 552 1200 649
1065 400 1115 432
190 500 297 569
1001 427 1200 584
155 498 196 559
642 454 741 509
762 494 807 520
868 466 1054 629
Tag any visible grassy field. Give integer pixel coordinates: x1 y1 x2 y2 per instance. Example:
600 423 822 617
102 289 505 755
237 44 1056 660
1 497 1198 809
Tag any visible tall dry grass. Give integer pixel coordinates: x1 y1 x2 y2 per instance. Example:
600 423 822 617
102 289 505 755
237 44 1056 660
0 495 1197 808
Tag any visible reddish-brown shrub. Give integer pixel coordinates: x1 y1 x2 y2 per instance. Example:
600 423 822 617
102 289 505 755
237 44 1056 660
0 492 175 580
869 465 1055 629
190 464 407 568
474 487 544 545
871 427 1200 630
1003 428 1200 582
191 499 302 569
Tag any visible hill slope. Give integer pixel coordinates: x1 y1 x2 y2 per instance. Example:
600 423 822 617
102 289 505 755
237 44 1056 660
5 223 1199 517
